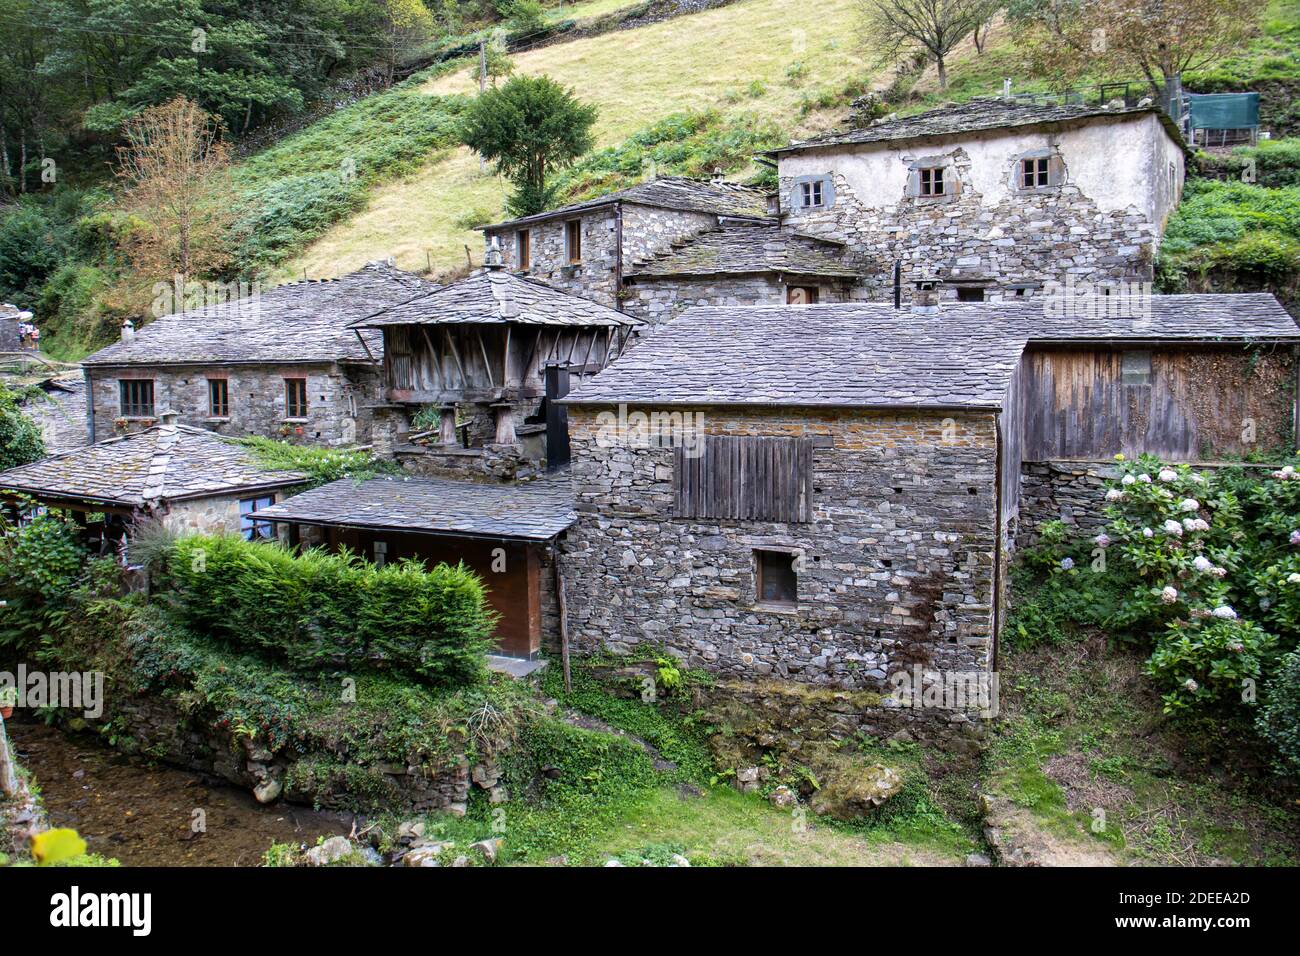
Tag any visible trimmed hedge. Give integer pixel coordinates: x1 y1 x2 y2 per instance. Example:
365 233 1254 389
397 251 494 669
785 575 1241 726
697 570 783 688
167 534 494 688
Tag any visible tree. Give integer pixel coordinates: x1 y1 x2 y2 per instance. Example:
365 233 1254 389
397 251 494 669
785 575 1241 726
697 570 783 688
858 0 992 89
1016 0 1258 96
460 75 597 217
0 383 44 470
114 97 235 298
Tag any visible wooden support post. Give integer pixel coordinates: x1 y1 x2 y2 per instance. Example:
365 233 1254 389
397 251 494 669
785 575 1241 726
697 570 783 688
440 404 458 446
553 551 571 694
492 402 516 445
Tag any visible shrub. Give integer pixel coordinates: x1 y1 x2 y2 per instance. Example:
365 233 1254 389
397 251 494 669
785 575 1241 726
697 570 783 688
234 435 399 487
167 534 494 687
1258 647 1300 778
0 384 45 470
0 509 87 648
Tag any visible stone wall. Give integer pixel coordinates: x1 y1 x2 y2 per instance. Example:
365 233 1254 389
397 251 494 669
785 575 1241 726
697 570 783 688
1016 461 1116 549
623 273 859 324
88 362 382 447
561 405 999 693
159 488 301 538
778 114 1180 299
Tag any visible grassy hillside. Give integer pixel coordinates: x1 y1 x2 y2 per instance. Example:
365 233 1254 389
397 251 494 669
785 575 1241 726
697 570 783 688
285 0 871 279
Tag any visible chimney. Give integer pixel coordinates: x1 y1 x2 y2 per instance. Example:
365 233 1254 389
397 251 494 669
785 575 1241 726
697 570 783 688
712 167 724 183
158 409 180 430
912 279 941 315
484 235 505 270
121 319 136 343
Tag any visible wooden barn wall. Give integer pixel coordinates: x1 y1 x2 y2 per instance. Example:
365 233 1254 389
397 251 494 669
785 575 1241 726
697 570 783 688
1021 345 1297 462
998 355 1028 528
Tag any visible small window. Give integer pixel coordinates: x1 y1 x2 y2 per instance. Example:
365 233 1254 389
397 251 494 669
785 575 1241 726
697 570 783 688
565 220 582 264
285 377 308 418
1121 350 1152 386
239 495 276 541
919 166 945 196
208 378 229 418
374 540 388 568
1021 156 1049 188
119 379 154 418
516 229 531 270
800 180 824 208
957 287 986 303
756 550 798 606
787 285 819 304
1169 162 1178 196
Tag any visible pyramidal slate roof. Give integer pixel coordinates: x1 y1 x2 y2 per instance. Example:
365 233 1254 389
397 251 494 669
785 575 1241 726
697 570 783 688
253 474 575 541
82 262 438 367
564 295 1300 409
480 176 770 231
0 423 306 508
353 270 641 329
626 223 865 279
769 98 1181 156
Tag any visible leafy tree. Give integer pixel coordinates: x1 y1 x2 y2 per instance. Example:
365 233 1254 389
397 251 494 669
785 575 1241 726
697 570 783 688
858 0 994 89
460 75 597 216
114 96 236 298
0 383 44 470
1015 0 1259 96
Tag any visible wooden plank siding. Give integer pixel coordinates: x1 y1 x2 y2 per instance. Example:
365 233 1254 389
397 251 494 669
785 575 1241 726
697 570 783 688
1021 345 1297 462
382 324 618 403
674 436 813 522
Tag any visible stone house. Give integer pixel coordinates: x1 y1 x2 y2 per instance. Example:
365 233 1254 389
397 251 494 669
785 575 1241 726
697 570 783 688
0 413 307 546
80 262 436 447
479 176 781 315
771 98 1187 302
556 293 1299 712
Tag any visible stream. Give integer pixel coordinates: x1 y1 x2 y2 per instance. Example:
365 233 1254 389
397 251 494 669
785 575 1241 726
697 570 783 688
8 720 352 866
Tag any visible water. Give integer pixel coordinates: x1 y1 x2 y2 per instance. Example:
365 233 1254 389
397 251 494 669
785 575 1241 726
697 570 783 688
8 720 352 866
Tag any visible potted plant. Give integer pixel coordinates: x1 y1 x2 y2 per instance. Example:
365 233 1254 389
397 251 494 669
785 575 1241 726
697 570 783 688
0 685 16 719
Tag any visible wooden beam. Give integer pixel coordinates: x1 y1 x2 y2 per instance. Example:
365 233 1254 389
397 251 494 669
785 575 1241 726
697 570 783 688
418 325 443 392
444 325 467 389
476 326 495 389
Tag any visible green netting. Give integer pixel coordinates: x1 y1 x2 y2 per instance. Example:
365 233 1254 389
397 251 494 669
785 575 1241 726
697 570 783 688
1187 93 1260 130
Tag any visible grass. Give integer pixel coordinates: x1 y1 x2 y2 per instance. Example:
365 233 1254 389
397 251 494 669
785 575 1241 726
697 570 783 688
284 0 870 279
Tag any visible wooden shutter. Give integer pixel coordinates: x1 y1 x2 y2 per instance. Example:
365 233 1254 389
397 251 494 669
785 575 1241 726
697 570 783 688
674 436 813 522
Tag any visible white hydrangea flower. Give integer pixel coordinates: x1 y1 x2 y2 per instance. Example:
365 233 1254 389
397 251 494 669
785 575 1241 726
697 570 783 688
1193 555 1212 572
1094 533 1110 548
1183 517 1198 531
1138 473 1152 483
1212 566 1227 578
1105 488 1124 501
1161 585 1178 604
1179 498 1200 512
1184 678 1199 692
1211 606 1238 620
1159 468 1177 482
1059 557 1074 571
1290 530 1300 546
1163 520 1183 536
1121 474 1136 486
1288 573 1300 585
1142 527 1154 539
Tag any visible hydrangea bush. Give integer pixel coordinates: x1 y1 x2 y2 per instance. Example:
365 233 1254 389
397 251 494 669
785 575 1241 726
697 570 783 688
1022 453 1299 720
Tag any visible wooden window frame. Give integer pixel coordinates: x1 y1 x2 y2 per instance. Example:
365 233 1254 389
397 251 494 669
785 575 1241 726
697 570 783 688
787 285 820 305
208 378 230 418
1120 350 1153 387
516 229 531 271
239 494 277 541
284 377 309 419
918 166 945 197
800 180 823 208
565 220 582 264
755 549 798 607
1021 156 1049 189
118 379 155 418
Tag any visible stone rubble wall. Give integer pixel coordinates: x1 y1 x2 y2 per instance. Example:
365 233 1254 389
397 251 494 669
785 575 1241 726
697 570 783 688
622 273 860 324
88 362 382 447
486 209 623 309
1016 461 1119 550
561 405 998 693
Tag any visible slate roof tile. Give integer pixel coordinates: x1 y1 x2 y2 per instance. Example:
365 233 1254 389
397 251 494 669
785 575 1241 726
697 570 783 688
625 223 867 279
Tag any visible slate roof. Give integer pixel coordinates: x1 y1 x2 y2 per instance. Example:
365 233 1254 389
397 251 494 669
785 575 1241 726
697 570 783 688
0 423 306 508
626 223 865 279
253 475 576 541
769 98 1182 156
480 176 770 231
353 270 642 329
82 262 437 368
564 295 1300 409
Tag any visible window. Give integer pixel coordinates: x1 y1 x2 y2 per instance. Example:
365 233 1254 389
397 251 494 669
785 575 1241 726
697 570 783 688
756 550 798 606
800 180 823 208
793 175 833 210
675 436 813 522
373 540 388 568
208 378 229 418
239 495 276 541
787 286 819 304
516 229 531 270
1121 350 1152 386
957 287 986 303
1021 156 1049 188
119 379 154 418
565 220 582 264
1169 162 1178 196
284 377 308 418
918 166 945 196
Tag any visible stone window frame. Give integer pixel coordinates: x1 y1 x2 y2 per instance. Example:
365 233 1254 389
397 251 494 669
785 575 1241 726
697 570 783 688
754 547 800 609
905 154 961 203
1010 147 1066 193
790 174 835 213
207 377 230 419
284 377 309 420
118 378 155 419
